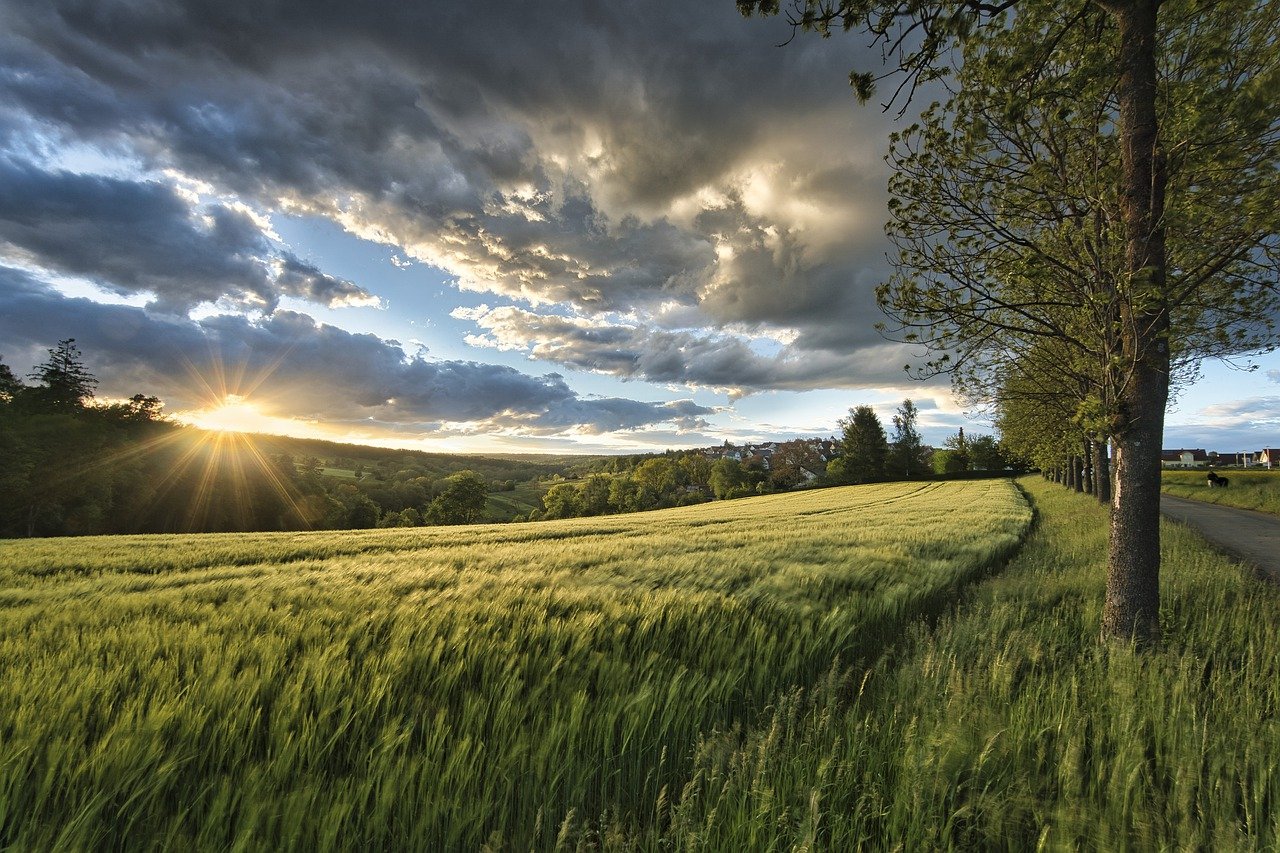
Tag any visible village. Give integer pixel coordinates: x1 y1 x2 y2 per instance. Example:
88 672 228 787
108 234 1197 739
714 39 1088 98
1161 448 1280 469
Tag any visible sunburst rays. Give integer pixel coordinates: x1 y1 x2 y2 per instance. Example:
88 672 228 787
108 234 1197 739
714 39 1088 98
79 340 324 532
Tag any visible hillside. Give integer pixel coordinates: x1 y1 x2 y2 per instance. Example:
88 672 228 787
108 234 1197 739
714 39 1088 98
0 408 617 536
247 432 613 482
0 480 1030 849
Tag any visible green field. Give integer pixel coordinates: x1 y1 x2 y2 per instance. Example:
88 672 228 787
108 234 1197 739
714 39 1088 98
483 480 548 520
0 480 1030 849
1162 468 1280 515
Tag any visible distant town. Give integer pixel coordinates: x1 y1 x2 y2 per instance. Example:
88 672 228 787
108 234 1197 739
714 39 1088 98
1161 448 1280 468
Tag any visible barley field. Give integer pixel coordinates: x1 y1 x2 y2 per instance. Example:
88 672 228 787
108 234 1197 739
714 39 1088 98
638 478 1280 850
0 480 1029 850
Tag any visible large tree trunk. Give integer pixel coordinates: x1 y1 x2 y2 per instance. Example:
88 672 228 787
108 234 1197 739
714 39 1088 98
1100 0 1168 645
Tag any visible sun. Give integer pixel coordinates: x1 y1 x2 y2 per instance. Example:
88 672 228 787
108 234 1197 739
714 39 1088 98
187 395 273 434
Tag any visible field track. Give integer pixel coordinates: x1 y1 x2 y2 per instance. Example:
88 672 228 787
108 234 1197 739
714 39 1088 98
1161 493 1280 582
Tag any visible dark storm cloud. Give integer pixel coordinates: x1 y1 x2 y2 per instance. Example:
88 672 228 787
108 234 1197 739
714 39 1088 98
0 269 712 434
1 0 903 386
0 157 375 312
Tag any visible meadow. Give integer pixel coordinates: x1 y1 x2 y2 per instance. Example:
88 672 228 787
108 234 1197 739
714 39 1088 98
0 480 1030 850
1162 468 1280 515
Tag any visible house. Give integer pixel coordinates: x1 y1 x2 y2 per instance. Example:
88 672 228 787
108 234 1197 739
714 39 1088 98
1258 448 1280 470
1160 449 1208 468
1208 452 1251 467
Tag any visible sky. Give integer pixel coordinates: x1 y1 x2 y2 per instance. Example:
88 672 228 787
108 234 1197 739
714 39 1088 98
0 1 1276 454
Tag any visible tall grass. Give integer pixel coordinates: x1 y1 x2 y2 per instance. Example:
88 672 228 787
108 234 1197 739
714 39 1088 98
1163 468 1280 515
637 478 1280 850
0 480 1029 850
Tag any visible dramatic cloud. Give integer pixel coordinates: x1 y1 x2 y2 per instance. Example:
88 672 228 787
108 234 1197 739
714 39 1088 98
454 304 922 396
1196 397 1280 428
0 157 375 312
0 270 714 436
1 0 902 382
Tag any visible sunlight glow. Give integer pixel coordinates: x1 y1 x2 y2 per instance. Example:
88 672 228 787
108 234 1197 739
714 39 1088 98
185 395 278 434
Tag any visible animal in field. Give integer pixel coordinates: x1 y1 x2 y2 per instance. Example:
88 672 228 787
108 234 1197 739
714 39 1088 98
1206 470 1230 488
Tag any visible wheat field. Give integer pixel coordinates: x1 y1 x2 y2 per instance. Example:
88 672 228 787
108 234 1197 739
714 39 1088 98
0 479 1030 849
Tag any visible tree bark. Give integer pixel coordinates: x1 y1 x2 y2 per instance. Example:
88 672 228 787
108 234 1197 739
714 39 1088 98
1093 436 1112 505
1100 0 1168 646
1081 443 1091 495
1082 441 1094 495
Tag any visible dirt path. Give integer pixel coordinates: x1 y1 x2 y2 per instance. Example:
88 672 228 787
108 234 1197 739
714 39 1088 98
1160 494 1280 583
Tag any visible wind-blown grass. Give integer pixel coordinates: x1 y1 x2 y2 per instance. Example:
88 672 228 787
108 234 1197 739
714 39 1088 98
1162 468 1280 515
0 479 1029 850
636 478 1280 850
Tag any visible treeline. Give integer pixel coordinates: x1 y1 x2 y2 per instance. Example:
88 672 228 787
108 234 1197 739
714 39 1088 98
534 440 836 520
0 341 549 537
255 434 580 485
527 399 1021 522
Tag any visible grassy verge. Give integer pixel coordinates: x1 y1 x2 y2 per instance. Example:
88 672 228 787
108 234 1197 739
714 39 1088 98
631 476 1280 850
1162 469 1280 515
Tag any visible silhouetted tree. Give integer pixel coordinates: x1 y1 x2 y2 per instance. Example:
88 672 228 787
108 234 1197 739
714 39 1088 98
0 357 21 402
26 339 97 412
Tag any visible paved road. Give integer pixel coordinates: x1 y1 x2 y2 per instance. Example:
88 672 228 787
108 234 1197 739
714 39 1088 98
1160 494 1280 582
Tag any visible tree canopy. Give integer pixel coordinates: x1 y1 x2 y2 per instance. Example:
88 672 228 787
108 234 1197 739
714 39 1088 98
837 405 889 483
739 0 1280 643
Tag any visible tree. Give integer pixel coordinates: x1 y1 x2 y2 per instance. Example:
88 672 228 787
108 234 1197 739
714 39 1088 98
709 458 746 499
542 483 584 519
769 439 824 490
838 405 889 483
967 434 1006 471
26 339 97 412
0 357 21 402
944 427 970 472
426 470 488 525
100 394 165 423
580 474 613 516
888 399 926 478
740 0 1280 642
608 474 642 512
678 453 713 493
340 490 381 529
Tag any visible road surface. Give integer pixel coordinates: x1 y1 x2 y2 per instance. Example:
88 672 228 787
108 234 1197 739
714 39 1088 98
1160 494 1280 583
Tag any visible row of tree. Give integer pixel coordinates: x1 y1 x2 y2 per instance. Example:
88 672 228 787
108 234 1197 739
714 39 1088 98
740 0 1280 642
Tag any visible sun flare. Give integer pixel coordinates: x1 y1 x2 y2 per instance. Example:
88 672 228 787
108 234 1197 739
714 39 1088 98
187 395 273 434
